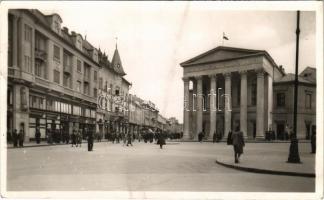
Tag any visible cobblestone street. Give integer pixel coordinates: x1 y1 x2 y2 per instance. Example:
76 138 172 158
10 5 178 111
7 142 315 192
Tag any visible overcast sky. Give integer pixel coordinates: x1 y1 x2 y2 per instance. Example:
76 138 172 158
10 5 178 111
11 2 317 123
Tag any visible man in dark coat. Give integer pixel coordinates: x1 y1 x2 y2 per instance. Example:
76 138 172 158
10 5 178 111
12 129 18 147
87 129 94 151
157 132 166 149
71 130 76 147
35 127 41 144
231 127 245 163
18 129 24 147
198 132 203 143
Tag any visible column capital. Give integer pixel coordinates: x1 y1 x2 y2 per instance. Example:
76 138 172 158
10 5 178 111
208 74 217 80
223 72 231 79
182 77 190 82
255 68 265 77
239 70 248 75
195 75 203 80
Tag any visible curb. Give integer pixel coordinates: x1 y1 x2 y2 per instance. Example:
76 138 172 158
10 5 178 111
215 160 315 178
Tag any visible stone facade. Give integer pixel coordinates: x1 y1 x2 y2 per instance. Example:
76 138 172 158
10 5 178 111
7 9 130 141
181 46 316 140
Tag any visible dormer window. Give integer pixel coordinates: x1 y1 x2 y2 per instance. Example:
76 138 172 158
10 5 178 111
53 20 61 34
77 38 82 50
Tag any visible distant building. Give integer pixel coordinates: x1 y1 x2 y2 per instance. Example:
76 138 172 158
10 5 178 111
272 67 316 140
180 46 316 140
166 117 183 134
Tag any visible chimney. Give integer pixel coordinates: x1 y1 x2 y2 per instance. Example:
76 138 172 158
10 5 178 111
62 26 69 34
71 31 76 37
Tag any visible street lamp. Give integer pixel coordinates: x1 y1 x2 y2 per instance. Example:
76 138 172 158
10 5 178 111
287 10 301 163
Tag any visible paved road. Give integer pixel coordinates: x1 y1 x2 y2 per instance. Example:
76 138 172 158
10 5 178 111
7 142 314 192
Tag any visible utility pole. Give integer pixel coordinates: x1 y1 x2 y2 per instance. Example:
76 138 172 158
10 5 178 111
288 10 301 163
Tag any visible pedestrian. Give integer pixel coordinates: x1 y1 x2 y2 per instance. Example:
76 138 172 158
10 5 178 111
18 129 24 147
35 127 41 144
198 131 203 142
227 130 233 145
213 131 217 143
126 132 132 146
311 126 316 154
71 130 76 147
157 132 166 149
122 133 127 146
87 129 93 151
231 126 245 163
12 129 18 147
76 130 82 147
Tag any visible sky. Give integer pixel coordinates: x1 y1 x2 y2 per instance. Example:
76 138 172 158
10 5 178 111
10 2 317 123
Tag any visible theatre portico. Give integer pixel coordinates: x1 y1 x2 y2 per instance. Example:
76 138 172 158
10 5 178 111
181 46 284 140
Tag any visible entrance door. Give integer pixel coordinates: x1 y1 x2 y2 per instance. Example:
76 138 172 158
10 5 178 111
252 121 256 139
277 123 285 140
305 123 311 140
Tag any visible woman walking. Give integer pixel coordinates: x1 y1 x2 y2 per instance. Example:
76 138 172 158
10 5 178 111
231 126 245 163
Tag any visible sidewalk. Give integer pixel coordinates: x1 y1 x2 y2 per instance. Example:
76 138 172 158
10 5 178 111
215 143 315 177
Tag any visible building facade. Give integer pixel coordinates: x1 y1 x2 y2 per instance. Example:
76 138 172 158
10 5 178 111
181 46 316 140
7 9 130 141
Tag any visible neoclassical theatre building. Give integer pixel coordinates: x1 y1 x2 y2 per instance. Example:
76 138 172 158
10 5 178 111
181 46 316 140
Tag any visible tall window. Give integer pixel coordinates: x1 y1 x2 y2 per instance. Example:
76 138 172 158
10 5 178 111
84 83 89 95
251 79 257 106
24 55 32 73
76 81 81 92
94 71 97 81
35 60 42 77
54 70 60 84
277 92 285 107
53 45 60 61
99 78 103 89
24 24 32 42
77 60 82 72
94 88 97 98
305 93 312 109
63 74 70 88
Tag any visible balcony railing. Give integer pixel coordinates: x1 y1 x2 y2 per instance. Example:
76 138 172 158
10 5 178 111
35 48 47 61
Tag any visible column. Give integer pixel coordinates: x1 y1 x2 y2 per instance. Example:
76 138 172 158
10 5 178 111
268 74 273 131
256 69 265 139
182 77 190 140
196 76 203 138
12 15 18 67
224 72 231 139
209 74 217 140
240 70 248 138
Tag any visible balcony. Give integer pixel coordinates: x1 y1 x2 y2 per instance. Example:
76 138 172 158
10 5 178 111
63 64 72 74
35 48 47 61
83 75 90 82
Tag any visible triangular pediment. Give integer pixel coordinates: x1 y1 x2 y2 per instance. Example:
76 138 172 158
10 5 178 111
181 46 263 66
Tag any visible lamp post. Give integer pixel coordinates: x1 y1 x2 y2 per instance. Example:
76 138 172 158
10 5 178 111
287 10 301 163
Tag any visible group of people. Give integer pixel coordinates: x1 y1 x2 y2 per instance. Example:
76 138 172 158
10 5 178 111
71 130 82 147
10 129 25 148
